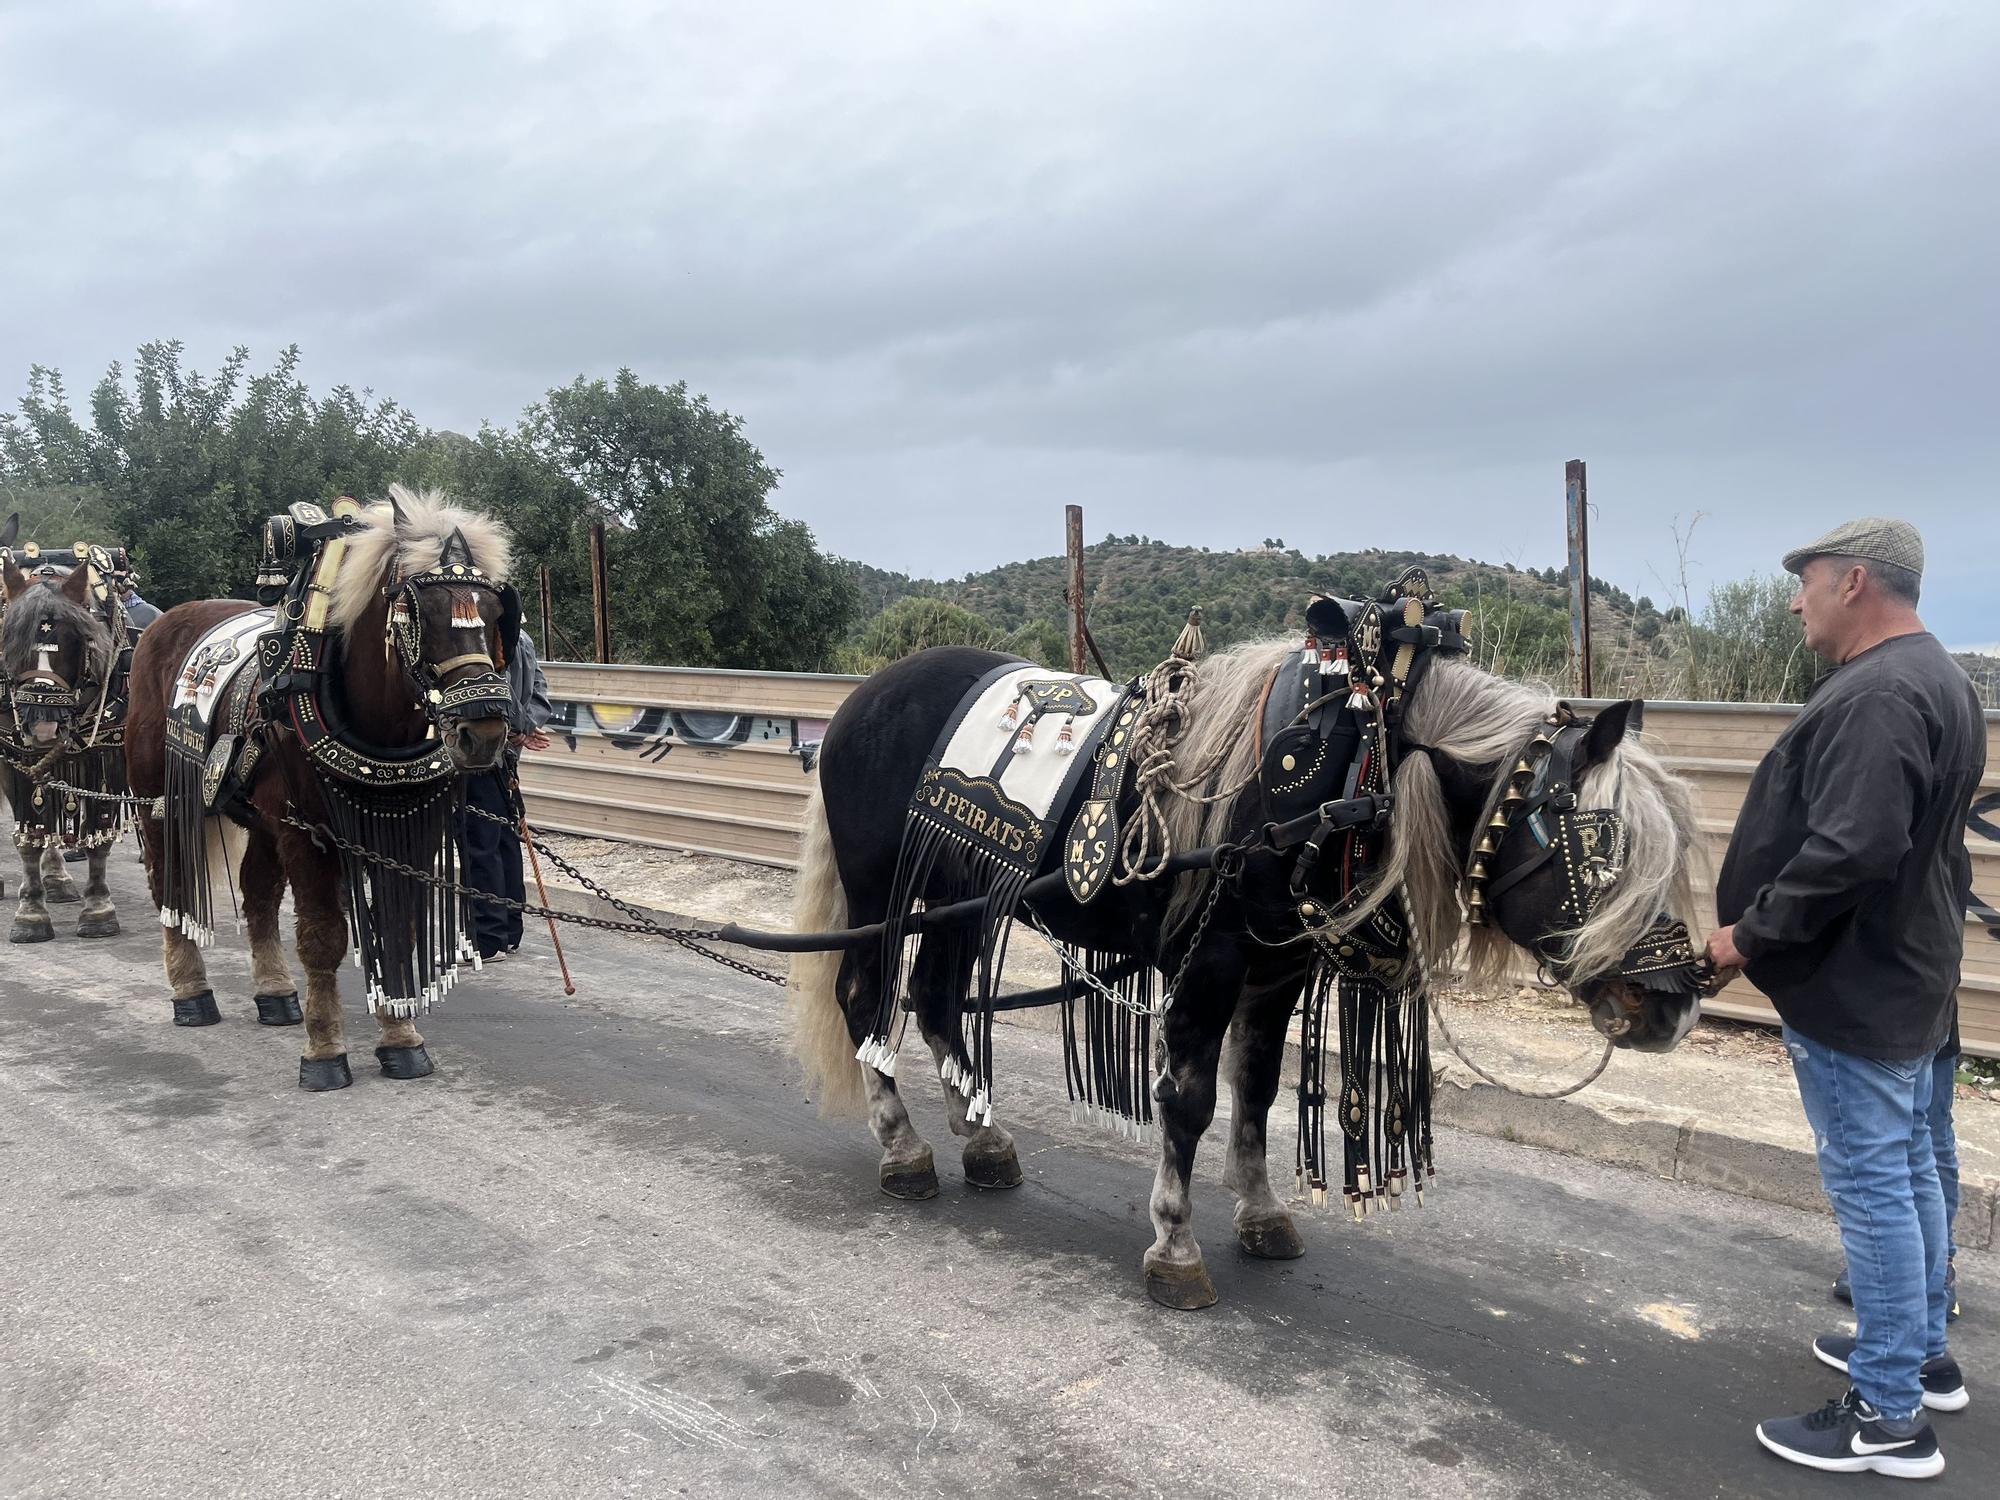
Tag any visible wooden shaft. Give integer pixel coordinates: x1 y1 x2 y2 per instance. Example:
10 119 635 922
1065 504 1087 675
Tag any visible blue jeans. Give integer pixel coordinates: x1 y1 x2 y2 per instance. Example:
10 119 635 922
1785 1027 1951 1422
1927 1050 1960 1262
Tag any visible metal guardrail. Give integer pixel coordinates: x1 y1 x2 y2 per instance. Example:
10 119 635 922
520 663 2000 1057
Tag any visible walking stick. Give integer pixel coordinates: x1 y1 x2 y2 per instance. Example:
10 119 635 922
521 813 576 996
505 762 576 996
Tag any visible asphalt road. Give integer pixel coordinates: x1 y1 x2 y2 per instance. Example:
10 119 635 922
2 857 1993 1499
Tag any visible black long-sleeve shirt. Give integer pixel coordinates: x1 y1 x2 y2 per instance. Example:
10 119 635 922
1715 632 1985 1059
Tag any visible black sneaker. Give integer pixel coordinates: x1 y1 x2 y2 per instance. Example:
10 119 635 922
1812 1334 1968 1413
1756 1388 1944 1478
1835 1262 1961 1322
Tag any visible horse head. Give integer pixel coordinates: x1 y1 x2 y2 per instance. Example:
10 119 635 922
377 496 519 773
0 558 115 750
1420 688 1707 1052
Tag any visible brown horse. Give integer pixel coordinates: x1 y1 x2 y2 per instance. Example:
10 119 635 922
125 487 514 1089
0 557 129 941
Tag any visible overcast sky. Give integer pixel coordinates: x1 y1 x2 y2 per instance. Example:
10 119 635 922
3 1 1995 646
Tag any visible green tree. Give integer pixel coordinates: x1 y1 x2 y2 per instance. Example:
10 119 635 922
510 371 857 669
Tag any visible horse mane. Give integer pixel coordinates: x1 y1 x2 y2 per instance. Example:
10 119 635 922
1160 642 1702 983
326 483 514 634
1 580 115 686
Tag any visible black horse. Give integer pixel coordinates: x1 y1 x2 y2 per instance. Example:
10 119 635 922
788 634 1705 1309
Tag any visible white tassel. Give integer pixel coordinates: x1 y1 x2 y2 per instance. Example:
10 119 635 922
1013 718 1035 754
1054 717 1075 755
996 697 1021 732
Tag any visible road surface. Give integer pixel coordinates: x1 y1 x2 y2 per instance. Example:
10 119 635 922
2 857 1993 1497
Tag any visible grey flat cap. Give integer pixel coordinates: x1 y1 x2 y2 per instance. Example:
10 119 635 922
1782 517 1924 578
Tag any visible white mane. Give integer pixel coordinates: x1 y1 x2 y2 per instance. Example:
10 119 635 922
325 484 514 633
1158 640 1702 984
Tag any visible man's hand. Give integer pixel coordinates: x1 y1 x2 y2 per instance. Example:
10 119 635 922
1704 924 1747 973
521 728 552 752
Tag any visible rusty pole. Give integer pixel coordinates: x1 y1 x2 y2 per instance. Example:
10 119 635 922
538 563 555 656
1065 505 1088 674
1565 459 1594 697
588 522 612 664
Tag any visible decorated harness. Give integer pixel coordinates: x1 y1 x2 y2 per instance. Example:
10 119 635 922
0 539 137 852
160 496 520 1016
860 565 1705 1221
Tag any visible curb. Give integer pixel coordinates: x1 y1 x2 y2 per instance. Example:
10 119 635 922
538 882 1999 1252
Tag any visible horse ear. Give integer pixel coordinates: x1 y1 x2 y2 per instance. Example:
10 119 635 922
389 488 408 529
1579 699 1640 768
1 554 27 601
59 564 92 606
0 514 16 551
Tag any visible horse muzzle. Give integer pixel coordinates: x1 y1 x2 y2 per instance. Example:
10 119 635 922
443 716 509 772
1583 980 1700 1053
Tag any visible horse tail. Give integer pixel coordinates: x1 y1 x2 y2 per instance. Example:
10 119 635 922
785 777 866 1118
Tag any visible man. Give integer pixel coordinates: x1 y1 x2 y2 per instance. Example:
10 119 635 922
119 578 160 632
462 628 554 962
1708 519 1982 1479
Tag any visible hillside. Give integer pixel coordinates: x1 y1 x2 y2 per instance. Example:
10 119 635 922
848 537 1655 684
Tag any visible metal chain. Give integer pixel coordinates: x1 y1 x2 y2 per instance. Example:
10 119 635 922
278 807 792 986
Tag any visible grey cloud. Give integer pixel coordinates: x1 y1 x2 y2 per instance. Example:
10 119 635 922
3 0 1995 645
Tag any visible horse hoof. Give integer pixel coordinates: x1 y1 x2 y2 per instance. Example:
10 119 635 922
43 883 81 905
298 1055 353 1092
172 992 222 1027
1143 1253 1219 1310
964 1147 1024 1189
879 1152 939 1200
254 992 304 1026
1236 1216 1308 1261
375 1044 434 1080
9 915 55 944
76 911 121 939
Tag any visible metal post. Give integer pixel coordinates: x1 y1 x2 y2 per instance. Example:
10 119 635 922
1065 505 1087 674
1565 459 1593 697
538 564 555 657
589 522 612 664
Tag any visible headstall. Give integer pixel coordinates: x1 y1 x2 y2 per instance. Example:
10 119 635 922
1469 706 1707 995
383 527 519 728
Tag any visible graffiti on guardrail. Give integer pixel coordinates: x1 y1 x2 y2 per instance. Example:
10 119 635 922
546 697 830 771
1973 791 2000 942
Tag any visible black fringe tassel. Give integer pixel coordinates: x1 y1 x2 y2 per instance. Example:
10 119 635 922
1058 952 1156 1136
321 777 469 1017
160 739 215 942
1297 964 1436 1219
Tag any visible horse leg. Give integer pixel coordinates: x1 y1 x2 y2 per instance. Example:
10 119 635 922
1143 939 1245 1311
370 988 434 1082
920 1031 1024 1189
134 811 220 1025
283 829 353 1092
240 830 301 1027
841 947 938 1199
75 843 120 938
9 839 54 944
40 841 80 904
905 936 1022 1189
1221 968 1310 1261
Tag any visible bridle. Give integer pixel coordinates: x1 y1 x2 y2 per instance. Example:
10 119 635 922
382 528 518 729
0 574 124 762
1466 705 1710 997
